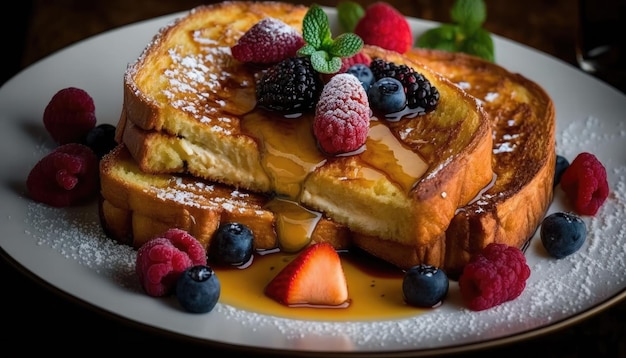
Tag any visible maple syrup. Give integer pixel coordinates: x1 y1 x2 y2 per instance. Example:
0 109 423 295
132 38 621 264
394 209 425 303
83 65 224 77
213 248 430 322
229 99 435 320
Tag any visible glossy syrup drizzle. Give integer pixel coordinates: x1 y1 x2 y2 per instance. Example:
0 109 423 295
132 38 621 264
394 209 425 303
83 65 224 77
213 248 430 321
225 108 432 318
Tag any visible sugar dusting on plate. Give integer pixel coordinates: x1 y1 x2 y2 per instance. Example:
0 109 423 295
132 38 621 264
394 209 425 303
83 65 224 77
23 115 626 350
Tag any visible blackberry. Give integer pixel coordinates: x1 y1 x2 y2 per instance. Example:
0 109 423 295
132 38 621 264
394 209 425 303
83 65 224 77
256 56 323 114
369 58 440 113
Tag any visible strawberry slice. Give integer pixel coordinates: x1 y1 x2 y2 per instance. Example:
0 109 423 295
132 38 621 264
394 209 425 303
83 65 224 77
264 242 349 306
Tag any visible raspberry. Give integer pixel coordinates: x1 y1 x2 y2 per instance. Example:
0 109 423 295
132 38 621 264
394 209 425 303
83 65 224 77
231 17 305 64
354 2 413 54
370 58 440 114
256 56 323 114
26 143 99 207
458 243 530 311
135 228 207 297
313 73 370 154
43 87 97 144
560 152 609 216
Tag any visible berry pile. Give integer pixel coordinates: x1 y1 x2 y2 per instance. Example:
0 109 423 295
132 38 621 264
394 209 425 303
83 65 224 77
458 243 530 311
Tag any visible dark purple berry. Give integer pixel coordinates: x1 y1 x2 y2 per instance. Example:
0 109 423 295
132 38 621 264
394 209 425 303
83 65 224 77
208 222 254 266
83 123 117 159
402 264 449 308
540 212 587 259
176 265 220 313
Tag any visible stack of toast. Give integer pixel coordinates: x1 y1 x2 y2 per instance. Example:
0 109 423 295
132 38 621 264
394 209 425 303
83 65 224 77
99 1 555 277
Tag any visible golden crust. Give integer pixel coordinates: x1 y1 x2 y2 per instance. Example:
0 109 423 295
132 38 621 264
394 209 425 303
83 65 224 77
405 48 556 276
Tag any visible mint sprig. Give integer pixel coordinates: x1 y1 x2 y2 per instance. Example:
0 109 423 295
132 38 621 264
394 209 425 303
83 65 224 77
416 0 494 62
297 4 363 74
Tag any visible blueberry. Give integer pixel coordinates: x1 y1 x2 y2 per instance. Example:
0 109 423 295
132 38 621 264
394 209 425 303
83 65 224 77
402 264 449 308
83 123 117 159
209 222 254 266
176 265 220 313
368 77 406 114
540 212 587 258
554 155 570 187
346 63 374 90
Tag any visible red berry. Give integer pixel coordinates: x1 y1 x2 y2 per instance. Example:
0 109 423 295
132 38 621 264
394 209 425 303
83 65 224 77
135 228 207 297
26 143 99 207
354 2 413 54
43 87 97 144
560 152 609 216
458 243 530 311
313 74 370 155
231 17 305 64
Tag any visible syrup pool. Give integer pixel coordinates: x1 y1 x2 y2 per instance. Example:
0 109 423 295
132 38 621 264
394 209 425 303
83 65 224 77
213 249 431 322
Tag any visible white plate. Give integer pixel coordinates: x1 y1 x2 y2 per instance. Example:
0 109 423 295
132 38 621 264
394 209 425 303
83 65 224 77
1 7 625 355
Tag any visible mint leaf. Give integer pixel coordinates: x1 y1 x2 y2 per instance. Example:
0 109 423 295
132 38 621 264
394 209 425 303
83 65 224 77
329 33 363 57
451 0 486 32
297 44 317 57
302 5 332 48
337 1 364 33
416 25 459 50
460 28 494 61
415 0 494 62
310 50 343 74
299 4 364 73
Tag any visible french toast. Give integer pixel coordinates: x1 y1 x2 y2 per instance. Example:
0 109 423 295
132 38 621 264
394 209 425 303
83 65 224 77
403 48 556 276
115 1 495 269
99 143 353 251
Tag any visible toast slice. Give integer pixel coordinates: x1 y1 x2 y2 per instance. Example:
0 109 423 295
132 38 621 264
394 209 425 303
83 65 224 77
403 48 556 276
116 2 494 266
99 144 353 251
